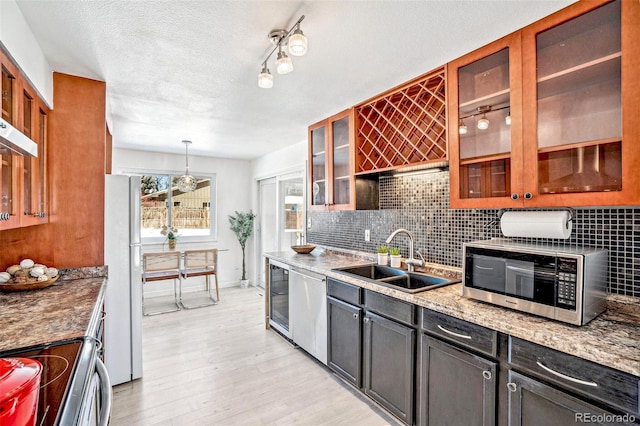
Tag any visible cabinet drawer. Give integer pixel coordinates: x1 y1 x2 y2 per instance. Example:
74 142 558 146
509 337 640 416
421 309 497 358
365 290 415 326
327 278 362 306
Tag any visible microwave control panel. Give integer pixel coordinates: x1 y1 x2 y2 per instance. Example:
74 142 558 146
556 257 578 308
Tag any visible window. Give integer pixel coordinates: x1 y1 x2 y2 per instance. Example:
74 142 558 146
140 173 216 240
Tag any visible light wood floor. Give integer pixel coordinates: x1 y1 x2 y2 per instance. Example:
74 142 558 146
111 287 399 425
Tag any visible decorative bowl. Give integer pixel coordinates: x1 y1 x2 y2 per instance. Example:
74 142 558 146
0 275 59 292
291 244 316 254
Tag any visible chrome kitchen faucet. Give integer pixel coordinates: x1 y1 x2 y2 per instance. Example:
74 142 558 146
385 228 424 272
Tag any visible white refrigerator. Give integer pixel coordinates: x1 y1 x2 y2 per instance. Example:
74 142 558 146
104 175 143 385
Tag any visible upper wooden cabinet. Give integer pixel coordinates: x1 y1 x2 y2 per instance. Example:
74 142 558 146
0 49 49 230
355 67 447 174
449 0 639 208
308 109 356 211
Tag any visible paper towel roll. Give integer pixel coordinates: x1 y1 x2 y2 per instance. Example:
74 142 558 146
500 210 572 239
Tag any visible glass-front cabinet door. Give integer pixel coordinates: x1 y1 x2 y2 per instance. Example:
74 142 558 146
0 50 21 229
448 32 523 208
308 108 355 211
308 122 327 209
328 109 354 209
22 95 48 226
522 0 637 207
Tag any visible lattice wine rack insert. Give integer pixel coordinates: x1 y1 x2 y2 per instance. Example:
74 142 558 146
355 68 447 173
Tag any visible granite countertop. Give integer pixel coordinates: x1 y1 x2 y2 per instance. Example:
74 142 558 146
0 267 106 353
265 248 640 377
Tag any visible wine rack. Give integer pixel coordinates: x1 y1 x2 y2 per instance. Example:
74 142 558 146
355 67 447 174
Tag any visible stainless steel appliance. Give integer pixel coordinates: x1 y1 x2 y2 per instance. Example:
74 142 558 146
104 175 144 385
269 260 291 338
462 239 608 325
289 267 327 365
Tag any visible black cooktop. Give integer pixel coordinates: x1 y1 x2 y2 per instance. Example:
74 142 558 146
1 340 82 426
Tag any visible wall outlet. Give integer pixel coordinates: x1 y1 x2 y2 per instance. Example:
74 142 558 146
365 229 370 242
307 217 312 229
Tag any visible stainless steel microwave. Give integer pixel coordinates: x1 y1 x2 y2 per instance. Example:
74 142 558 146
462 239 608 325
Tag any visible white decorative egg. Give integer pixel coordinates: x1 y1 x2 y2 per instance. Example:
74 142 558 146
30 267 45 278
46 267 59 278
6 265 20 275
37 274 49 282
20 259 35 269
34 263 47 269
0 272 11 283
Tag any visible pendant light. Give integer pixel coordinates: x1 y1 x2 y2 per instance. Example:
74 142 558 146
276 44 293 74
177 140 197 193
258 63 273 88
288 24 308 56
458 119 468 135
476 106 491 130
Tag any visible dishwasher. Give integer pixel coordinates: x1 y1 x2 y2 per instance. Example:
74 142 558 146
289 267 327 365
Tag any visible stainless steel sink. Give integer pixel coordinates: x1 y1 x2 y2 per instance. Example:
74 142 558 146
332 264 460 294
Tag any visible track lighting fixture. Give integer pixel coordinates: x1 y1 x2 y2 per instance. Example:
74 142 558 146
459 105 513 133
257 15 307 88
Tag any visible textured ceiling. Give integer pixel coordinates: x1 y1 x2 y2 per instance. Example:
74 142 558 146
16 0 574 160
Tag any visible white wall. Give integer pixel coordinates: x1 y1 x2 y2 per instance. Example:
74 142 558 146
250 140 307 284
112 148 253 294
0 0 53 107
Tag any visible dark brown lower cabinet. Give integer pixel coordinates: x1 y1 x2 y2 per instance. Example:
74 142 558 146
363 311 415 425
420 335 497 426
327 296 362 388
506 370 633 426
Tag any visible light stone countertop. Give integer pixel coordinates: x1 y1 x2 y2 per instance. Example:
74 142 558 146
265 247 640 377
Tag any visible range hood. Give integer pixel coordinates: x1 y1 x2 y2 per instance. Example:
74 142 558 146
0 118 38 157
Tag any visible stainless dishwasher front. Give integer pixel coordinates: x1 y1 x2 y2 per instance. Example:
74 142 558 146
289 267 327 365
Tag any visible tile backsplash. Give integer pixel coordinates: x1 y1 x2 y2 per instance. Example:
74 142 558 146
307 171 639 297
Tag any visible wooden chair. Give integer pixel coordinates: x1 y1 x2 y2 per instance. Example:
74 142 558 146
180 249 219 309
142 251 181 315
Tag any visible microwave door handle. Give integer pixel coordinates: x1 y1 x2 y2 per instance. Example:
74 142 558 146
475 265 495 270
96 357 112 426
506 265 534 274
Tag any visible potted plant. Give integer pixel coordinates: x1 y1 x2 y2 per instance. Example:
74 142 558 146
389 247 402 268
229 210 256 288
377 245 389 266
161 225 179 250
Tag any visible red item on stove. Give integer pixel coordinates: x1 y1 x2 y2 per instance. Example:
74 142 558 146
0 358 42 426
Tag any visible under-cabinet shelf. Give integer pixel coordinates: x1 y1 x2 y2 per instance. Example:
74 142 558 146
537 137 620 154
460 152 511 166
537 53 621 99
458 88 510 114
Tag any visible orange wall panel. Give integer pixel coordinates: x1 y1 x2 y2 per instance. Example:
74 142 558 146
0 73 106 270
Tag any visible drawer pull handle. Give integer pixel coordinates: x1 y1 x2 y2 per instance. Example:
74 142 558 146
536 361 598 387
482 370 492 380
437 324 472 340
364 317 370 323
507 382 517 392
353 313 359 319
